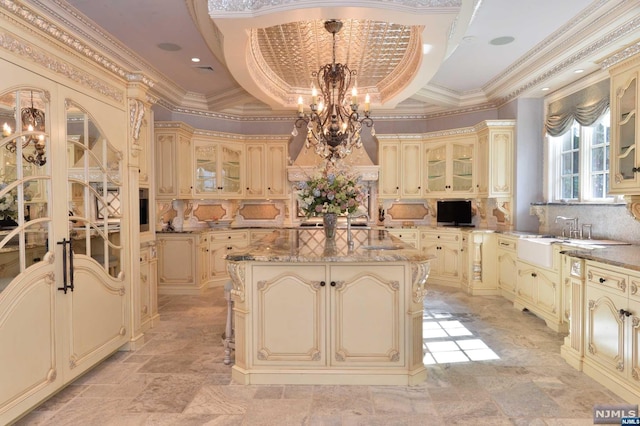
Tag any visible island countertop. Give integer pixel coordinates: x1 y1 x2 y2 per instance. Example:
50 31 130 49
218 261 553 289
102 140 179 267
561 245 640 273
224 228 432 263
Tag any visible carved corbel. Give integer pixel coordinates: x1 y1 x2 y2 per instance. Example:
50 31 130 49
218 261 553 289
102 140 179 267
529 205 547 227
624 195 640 222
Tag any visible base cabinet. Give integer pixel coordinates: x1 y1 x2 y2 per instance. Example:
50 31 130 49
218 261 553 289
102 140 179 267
515 258 565 332
138 243 159 333
496 235 518 301
420 229 461 286
580 262 640 402
230 259 427 385
561 259 640 404
157 233 201 294
209 231 249 286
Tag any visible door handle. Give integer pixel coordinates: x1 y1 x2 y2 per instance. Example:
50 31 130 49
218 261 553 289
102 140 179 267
56 238 74 293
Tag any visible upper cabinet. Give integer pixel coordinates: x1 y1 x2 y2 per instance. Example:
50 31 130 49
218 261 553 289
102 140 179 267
424 136 476 197
477 122 514 198
379 122 515 200
154 123 248 200
379 140 401 199
193 138 244 199
610 56 640 194
155 123 194 200
245 140 288 199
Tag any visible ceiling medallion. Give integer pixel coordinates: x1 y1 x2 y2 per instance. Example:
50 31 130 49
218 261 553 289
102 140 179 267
292 19 374 162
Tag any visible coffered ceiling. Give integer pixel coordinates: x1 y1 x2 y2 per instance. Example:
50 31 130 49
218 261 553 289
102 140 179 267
59 0 640 117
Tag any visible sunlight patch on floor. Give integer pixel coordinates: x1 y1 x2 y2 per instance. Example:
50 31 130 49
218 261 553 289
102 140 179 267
422 312 500 365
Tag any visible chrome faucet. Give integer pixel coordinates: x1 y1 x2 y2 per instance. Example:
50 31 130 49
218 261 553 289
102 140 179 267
347 211 370 248
555 215 579 238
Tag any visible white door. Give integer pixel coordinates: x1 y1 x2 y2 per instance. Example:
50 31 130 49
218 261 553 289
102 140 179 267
0 76 129 422
62 97 128 382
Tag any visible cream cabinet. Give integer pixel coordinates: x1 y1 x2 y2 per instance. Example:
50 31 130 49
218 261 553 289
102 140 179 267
424 136 476 197
251 263 405 368
419 229 461 285
208 230 249 286
138 243 159 333
609 56 640 194
560 255 585 370
154 123 194 200
401 142 424 198
496 235 518 301
581 262 640 402
386 228 419 249
379 140 401 199
515 253 566 333
245 141 288 199
157 233 203 294
476 122 514 197
193 138 244 199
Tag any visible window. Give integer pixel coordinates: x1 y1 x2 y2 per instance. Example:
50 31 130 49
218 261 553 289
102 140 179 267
549 110 611 202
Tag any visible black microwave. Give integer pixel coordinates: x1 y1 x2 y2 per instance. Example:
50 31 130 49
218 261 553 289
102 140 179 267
139 188 149 232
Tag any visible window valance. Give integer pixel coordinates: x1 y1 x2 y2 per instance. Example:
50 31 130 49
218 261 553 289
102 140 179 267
545 79 610 136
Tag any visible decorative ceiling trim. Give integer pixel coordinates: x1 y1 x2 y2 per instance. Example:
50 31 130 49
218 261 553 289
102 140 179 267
600 41 640 70
482 0 611 91
495 14 640 106
208 0 461 16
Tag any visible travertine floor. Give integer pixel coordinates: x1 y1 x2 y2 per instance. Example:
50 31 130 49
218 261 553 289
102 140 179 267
16 285 623 425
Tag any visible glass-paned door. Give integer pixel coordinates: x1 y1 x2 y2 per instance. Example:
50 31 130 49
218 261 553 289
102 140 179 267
425 144 446 193
66 103 122 278
0 89 50 293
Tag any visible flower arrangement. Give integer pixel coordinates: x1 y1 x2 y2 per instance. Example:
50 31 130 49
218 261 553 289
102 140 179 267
0 183 17 219
0 182 32 221
297 164 367 217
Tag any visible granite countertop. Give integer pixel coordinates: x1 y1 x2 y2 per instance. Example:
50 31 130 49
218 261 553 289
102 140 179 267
225 228 432 263
562 245 640 273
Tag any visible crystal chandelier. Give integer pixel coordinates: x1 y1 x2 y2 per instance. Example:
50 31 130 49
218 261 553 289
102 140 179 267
292 19 374 162
2 91 46 166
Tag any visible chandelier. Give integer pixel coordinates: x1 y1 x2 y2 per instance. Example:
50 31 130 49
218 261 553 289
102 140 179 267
292 19 374 162
2 91 46 166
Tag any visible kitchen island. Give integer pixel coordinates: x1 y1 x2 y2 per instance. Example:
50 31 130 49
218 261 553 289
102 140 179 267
225 228 432 385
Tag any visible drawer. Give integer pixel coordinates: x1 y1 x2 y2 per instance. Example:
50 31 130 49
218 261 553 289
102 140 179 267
497 237 517 252
387 229 419 241
420 231 460 244
209 231 249 243
586 264 628 295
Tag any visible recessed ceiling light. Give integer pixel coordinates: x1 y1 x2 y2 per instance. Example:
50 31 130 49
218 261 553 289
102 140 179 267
191 57 201 63
574 69 584 73
541 87 550 91
422 44 433 54
157 42 182 52
489 36 515 46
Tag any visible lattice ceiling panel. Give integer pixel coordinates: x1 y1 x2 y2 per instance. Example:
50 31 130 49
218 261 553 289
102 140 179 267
253 19 415 91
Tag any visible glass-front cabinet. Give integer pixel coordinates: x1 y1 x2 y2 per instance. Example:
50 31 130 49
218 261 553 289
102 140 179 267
609 58 640 194
192 138 243 198
424 137 475 196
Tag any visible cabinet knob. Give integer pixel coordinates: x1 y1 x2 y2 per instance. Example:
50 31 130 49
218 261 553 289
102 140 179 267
320 281 326 287
330 281 336 287
619 309 632 318
531 272 537 277
633 167 640 173
599 277 606 284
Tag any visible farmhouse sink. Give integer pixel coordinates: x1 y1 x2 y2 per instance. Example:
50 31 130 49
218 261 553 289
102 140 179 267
517 237 558 269
517 236 631 269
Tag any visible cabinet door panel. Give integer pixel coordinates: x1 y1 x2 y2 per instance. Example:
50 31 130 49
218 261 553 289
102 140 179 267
585 286 626 374
535 267 559 316
401 143 423 197
379 142 400 198
330 265 404 366
517 263 536 304
245 144 265 197
266 143 288 198
252 265 326 365
497 249 517 296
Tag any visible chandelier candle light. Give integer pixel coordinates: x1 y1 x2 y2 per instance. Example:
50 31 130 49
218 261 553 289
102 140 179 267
292 19 374 162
